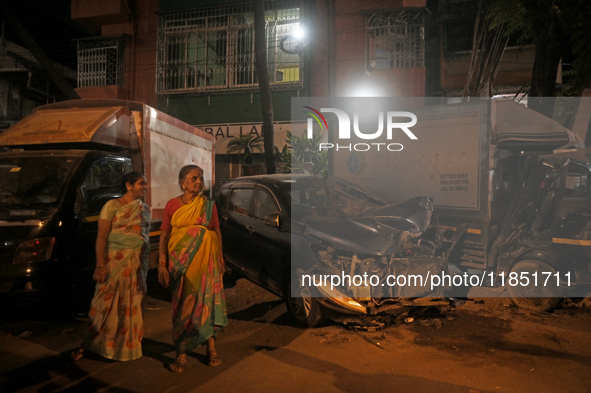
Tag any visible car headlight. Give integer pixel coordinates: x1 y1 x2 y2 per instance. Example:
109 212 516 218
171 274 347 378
315 283 368 314
14 237 55 264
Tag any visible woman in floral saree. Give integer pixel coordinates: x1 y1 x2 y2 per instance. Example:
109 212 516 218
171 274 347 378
158 165 227 373
71 171 151 362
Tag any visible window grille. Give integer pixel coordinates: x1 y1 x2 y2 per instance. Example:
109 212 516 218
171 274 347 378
76 36 126 88
157 1 302 93
366 11 425 69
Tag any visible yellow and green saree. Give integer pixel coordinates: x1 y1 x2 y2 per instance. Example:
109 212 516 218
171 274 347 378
168 195 227 354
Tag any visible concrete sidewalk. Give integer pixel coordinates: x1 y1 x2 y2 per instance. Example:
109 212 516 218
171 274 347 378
2 288 591 393
0 332 59 375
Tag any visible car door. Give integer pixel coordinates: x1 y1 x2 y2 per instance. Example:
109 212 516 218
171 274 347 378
248 185 291 294
219 184 258 277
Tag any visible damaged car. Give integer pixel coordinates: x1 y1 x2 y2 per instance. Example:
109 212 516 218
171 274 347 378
217 174 461 326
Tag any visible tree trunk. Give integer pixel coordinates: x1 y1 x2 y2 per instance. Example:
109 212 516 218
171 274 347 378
463 0 509 98
527 0 563 117
254 0 276 174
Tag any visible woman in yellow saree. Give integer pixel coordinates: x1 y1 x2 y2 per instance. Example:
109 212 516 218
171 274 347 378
71 172 150 362
158 165 227 373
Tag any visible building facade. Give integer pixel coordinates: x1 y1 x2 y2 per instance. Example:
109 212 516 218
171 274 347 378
70 0 540 188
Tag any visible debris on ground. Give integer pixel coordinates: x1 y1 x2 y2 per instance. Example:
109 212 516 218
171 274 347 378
332 317 385 332
418 318 443 328
530 311 553 318
355 330 385 349
560 297 591 310
330 304 455 331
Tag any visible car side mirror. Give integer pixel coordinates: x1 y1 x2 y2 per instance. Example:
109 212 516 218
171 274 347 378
264 212 281 228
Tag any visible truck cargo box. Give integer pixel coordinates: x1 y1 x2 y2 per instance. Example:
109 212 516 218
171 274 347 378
334 99 580 223
0 99 215 220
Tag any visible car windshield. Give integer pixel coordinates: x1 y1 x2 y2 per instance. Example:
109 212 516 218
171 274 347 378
286 177 384 221
0 156 77 206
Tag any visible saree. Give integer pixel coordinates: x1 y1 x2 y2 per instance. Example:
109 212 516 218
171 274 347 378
168 195 227 354
82 198 151 361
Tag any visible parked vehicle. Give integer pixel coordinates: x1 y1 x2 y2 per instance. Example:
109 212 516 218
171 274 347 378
333 99 591 311
0 99 214 302
217 174 462 327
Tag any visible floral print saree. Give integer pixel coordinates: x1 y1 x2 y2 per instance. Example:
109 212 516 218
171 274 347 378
82 198 150 361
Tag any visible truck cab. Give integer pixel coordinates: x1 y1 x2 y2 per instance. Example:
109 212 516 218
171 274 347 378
491 150 591 310
0 149 134 300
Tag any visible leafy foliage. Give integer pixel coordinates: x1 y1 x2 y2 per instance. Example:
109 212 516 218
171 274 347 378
487 0 591 94
284 131 328 175
273 144 291 164
226 134 264 164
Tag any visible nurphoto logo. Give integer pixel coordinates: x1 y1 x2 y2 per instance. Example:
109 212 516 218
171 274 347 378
303 106 417 152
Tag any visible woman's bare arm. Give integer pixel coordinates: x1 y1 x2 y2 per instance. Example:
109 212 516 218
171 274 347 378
157 228 171 287
94 218 112 283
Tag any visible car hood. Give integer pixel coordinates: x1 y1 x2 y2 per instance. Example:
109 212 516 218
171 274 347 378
301 197 433 255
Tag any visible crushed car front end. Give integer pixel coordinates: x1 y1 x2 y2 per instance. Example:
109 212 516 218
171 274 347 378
288 177 463 318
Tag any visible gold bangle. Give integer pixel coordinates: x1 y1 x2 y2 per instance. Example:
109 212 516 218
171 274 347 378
96 264 105 268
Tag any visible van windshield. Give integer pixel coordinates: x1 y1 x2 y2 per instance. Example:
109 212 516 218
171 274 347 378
0 156 78 206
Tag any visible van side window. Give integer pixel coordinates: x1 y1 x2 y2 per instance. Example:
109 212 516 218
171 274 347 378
80 160 124 215
229 189 254 216
564 163 590 198
83 160 123 189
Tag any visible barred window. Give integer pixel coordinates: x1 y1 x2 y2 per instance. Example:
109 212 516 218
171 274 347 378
157 1 302 93
366 11 425 69
76 36 126 88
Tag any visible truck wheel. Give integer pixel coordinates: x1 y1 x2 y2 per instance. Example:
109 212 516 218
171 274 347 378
285 279 325 327
507 259 561 312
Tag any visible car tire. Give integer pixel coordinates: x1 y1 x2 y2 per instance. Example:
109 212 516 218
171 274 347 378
285 278 325 327
507 259 562 312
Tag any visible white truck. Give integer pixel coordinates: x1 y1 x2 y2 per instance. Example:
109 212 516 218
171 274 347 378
0 99 214 302
333 99 591 311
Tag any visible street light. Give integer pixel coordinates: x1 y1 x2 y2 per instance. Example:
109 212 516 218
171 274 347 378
279 26 309 54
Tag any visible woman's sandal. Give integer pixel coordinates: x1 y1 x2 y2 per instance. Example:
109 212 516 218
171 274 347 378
70 348 84 362
169 354 186 373
207 351 221 367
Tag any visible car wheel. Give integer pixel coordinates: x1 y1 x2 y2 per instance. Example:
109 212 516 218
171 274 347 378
507 259 562 312
285 278 325 327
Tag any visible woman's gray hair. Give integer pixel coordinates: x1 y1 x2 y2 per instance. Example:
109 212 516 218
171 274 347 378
178 165 203 190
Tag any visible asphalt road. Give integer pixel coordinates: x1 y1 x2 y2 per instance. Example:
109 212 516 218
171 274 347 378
1 272 591 393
